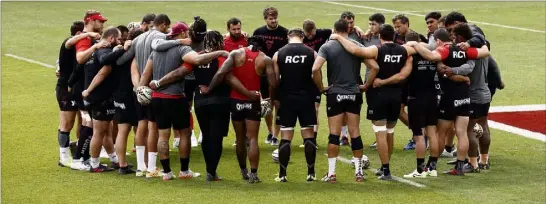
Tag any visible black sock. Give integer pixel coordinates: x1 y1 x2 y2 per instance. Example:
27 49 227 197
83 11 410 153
303 138 316 175
58 130 70 148
251 168 257 173
382 163 390 176
278 139 291 177
426 156 432 168
456 160 465 170
428 156 438 170
180 157 189 172
417 158 425 173
74 127 86 160
82 126 93 160
160 158 171 173
445 145 453 153
313 131 317 139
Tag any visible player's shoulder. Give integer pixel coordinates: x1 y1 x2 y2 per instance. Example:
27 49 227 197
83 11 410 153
253 25 267 34
278 25 289 33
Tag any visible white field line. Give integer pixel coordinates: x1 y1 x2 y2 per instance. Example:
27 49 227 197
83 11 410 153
4 54 55 68
488 120 546 142
324 153 427 188
323 1 546 34
325 9 455 15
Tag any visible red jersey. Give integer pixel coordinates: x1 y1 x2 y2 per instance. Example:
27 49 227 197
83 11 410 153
224 35 248 52
436 44 479 61
230 48 261 100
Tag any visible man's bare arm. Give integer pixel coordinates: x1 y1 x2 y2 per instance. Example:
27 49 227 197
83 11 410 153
312 56 326 92
263 56 276 100
76 41 107 64
130 58 140 87
86 65 112 93
363 59 379 90
207 50 240 91
272 52 280 87
414 43 441 62
66 33 98 49
157 64 191 87
138 59 154 87
182 50 229 66
330 34 377 58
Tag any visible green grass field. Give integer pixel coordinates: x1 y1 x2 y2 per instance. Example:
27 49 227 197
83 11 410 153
1 1 545 203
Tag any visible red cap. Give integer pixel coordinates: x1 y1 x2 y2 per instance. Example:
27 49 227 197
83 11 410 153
84 13 108 22
167 22 189 37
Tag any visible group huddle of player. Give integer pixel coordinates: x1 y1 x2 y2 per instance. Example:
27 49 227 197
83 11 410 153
54 6 504 183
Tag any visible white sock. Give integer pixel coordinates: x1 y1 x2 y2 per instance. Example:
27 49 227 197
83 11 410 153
136 146 146 171
191 130 196 137
174 138 180 143
328 158 336 176
341 126 348 137
313 125 318 132
59 147 70 161
147 152 158 172
353 157 362 174
90 157 100 168
108 153 119 163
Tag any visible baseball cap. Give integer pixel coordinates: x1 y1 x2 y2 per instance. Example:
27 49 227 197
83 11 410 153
288 28 305 37
84 12 108 22
167 22 189 37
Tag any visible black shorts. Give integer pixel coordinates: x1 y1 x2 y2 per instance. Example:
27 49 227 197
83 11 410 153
195 103 231 137
134 97 155 122
438 97 470 121
230 98 261 122
89 98 115 121
326 93 363 117
278 96 317 128
469 103 490 119
56 86 78 111
152 97 190 130
366 89 401 121
114 97 137 126
260 75 270 99
184 79 197 103
408 92 438 133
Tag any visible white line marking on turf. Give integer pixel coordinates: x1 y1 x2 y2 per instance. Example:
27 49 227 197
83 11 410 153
323 153 427 188
4 54 55 68
489 104 546 113
325 9 455 15
488 120 546 142
323 1 546 34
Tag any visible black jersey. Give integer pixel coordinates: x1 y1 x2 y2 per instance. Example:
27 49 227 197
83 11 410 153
57 37 77 88
407 54 437 96
375 43 408 90
277 43 316 97
191 56 230 107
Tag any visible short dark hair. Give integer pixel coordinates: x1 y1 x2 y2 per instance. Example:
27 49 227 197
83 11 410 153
153 14 171 26
405 31 421 42
334 19 349 33
117 25 129 34
263 7 278 19
128 28 144 40
433 28 451 42
444 12 467 27
340 11 355 20
303 19 316 33
369 13 385 24
248 35 264 51
452 23 473 41
101 26 120 39
70 21 84 36
142 13 155 24
379 24 395 41
227 17 241 29
392 14 409 25
425 12 442 21
438 16 447 24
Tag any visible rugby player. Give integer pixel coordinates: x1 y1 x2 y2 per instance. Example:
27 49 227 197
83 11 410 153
113 27 144 174
207 36 276 183
252 6 288 146
224 18 248 52
82 26 127 172
408 28 490 175
116 13 172 177
272 28 318 182
139 22 229 180
56 21 89 167
68 10 109 171
315 20 375 182
330 24 415 180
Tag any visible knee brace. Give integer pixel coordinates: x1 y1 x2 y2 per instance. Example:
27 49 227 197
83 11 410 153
387 128 395 134
328 134 340 145
372 125 387 133
350 136 363 150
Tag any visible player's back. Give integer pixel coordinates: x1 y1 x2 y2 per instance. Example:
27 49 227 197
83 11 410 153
277 43 315 96
231 48 261 100
134 29 166 74
319 39 362 95
376 43 408 89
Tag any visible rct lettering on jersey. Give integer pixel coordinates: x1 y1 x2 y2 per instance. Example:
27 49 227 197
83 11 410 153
384 55 403 63
285 55 308 63
453 51 466 58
